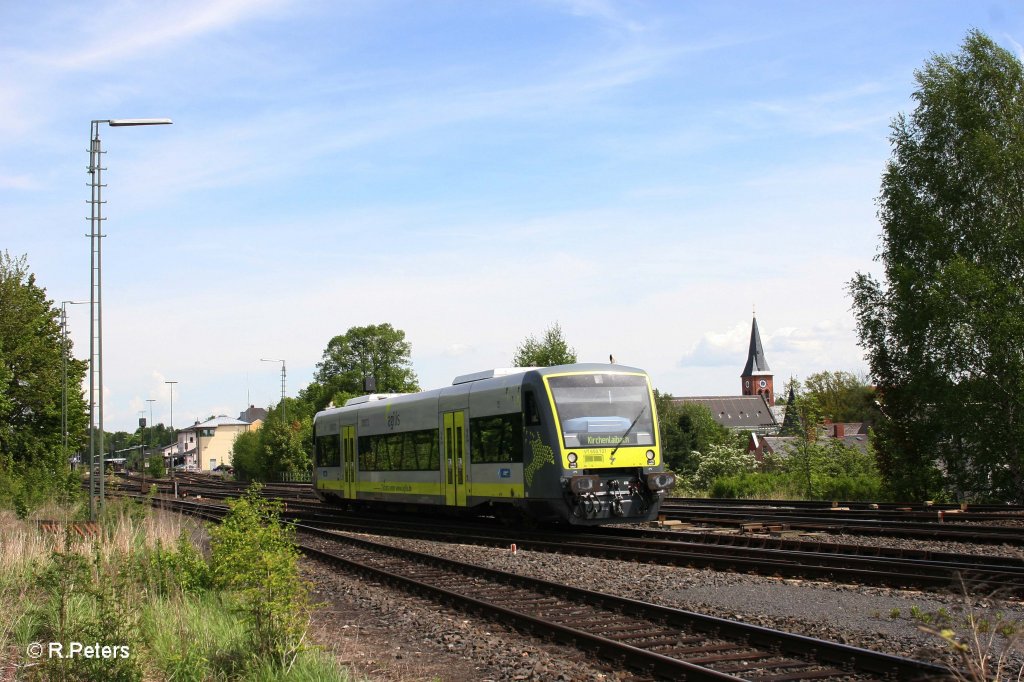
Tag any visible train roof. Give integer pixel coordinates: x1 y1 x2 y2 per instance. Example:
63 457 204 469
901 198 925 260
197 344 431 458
314 362 649 422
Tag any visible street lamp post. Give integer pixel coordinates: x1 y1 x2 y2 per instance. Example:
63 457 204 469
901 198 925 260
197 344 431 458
87 117 172 521
165 380 178 472
165 380 178 430
60 300 86 465
145 398 156 477
138 410 147 469
260 358 286 423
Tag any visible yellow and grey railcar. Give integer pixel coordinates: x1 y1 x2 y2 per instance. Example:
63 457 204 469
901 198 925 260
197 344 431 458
312 363 676 525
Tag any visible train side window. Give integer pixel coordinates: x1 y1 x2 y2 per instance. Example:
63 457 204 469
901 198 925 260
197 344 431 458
524 391 541 426
315 433 341 467
470 414 523 463
356 429 439 471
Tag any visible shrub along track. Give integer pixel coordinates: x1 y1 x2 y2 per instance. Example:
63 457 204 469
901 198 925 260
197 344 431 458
151 496 950 681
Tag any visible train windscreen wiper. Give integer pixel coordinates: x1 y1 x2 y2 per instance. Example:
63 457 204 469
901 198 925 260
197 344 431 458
609 404 647 461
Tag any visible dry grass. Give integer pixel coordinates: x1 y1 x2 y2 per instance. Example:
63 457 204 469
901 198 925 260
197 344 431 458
0 501 187 578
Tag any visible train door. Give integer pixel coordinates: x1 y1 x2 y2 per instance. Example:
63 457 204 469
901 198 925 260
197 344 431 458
442 411 468 506
342 425 356 499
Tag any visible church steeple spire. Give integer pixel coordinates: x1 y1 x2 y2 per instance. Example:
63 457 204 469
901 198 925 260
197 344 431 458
741 314 774 405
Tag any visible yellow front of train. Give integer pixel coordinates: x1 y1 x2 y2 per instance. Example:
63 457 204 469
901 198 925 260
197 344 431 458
529 366 676 523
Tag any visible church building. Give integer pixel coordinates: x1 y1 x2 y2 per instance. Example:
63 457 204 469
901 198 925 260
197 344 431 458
741 315 774 406
673 315 782 434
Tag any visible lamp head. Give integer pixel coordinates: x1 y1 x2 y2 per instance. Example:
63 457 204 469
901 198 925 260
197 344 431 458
108 118 173 127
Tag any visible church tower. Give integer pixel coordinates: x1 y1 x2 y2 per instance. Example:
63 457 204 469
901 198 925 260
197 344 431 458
741 315 774 406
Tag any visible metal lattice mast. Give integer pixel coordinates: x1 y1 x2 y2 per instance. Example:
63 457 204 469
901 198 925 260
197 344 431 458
87 121 106 520
260 358 287 423
85 117 172 520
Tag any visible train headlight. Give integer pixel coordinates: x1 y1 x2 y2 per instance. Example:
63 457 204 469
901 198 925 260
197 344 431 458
646 450 656 464
567 452 577 464
645 471 676 491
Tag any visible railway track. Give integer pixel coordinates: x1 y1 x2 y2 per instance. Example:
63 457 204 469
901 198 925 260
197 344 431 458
283 508 1024 596
126 476 1024 544
111 477 1024 594
156 496 951 681
667 496 1024 514
657 506 1024 544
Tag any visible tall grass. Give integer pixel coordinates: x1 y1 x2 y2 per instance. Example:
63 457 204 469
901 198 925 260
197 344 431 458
0 497 353 681
0 499 185 575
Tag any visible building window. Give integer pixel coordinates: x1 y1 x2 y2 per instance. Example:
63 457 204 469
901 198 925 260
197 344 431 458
209 458 217 469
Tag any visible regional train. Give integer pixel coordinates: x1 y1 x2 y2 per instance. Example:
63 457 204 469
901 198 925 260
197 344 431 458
311 363 676 525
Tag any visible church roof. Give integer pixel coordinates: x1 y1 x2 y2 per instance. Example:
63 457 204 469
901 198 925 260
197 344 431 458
672 395 778 430
741 316 771 376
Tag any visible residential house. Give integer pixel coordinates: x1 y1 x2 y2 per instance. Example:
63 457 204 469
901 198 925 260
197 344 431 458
171 415 253 472
238 404 268 428
747 421 870 462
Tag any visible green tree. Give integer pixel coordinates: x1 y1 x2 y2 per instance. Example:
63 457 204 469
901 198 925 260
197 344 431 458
849 31 1024 502
0 253 87 508
512 322 577 367
307 323 419 411
788 392 825 444
655 392 732 477
145 422 177 448
145 455 165 479
231 429 265 481
261 408 311 477
232 398 314 481
802 371 879 425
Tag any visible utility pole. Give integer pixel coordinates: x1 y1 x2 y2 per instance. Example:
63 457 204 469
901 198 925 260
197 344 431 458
260 358 287 423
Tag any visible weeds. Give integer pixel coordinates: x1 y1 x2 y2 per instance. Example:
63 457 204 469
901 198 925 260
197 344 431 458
0 490 349 681
909 579 1024 681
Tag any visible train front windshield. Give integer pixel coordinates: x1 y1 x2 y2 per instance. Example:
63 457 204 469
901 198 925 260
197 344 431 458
547 374 655 449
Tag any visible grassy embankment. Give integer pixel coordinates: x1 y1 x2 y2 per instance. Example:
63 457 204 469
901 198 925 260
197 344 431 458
0 491 354 681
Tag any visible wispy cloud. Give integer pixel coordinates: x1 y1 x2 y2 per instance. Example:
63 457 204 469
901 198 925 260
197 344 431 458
43 0 292 71
741 80 897 136
544 0 649 33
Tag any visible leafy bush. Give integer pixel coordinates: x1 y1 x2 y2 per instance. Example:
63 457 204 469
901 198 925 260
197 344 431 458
209 484 312 670
690 443 757 490
709 470 884 501
709 472 805 499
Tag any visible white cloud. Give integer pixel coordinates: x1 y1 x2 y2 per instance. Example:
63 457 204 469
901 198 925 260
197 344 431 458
678 323 749 368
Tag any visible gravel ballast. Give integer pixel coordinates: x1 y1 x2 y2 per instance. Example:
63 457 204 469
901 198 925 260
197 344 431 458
301 528 1024 680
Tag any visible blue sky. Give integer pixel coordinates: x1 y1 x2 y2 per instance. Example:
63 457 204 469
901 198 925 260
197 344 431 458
2 1 1022 432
